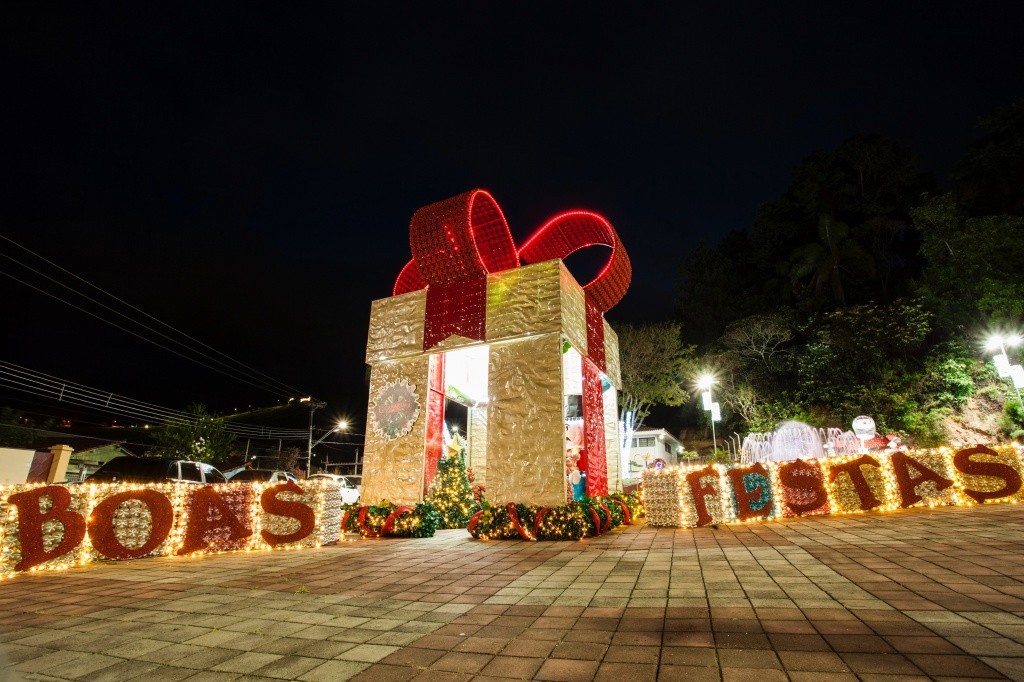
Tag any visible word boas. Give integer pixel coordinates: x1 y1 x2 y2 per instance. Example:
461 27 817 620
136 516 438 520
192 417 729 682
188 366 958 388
0 480 344 576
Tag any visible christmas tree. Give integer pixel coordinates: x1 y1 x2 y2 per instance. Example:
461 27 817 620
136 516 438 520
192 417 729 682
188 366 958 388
426 436 477 528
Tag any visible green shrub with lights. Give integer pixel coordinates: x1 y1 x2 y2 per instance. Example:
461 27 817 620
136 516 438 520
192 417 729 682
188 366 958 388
467 492 643 541
611 491 644 522
341 500 442 538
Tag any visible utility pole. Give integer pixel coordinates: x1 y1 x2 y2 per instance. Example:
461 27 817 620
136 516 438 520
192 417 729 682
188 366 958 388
301 398 327 478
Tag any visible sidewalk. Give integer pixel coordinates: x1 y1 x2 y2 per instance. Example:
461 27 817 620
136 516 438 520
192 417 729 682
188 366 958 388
3 503 1024 681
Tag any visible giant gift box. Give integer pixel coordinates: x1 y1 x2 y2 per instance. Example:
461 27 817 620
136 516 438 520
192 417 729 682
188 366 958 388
362 189 631 507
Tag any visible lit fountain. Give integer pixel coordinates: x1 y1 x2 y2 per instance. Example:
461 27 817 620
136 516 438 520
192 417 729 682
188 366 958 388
740 423 861 463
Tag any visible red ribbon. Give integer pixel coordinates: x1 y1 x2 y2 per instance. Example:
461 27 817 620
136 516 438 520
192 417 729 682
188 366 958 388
380 506 413 536
506 502 535 541
393 189 631 364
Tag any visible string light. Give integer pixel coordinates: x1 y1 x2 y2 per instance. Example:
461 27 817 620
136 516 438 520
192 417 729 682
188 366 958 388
466 493 643 541
643 443 1024 527
0 480 344 578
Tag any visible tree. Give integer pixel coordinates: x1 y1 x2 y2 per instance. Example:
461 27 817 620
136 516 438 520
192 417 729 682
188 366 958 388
953 97 1024 216
616 322 694 455
913 194 1024 335
425 441 476 528
0 408 33 448
795 300 931 430
151 403 236 466
719 312 794 374
789 217 876 309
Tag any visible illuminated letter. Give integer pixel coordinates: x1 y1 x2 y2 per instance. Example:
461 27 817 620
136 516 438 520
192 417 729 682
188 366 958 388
778 459 828 514
177 487 251 555
953 445 1023 503
685 466 719 527
89 490 174 560
828 455 883 511
726 463 773 521
260 482 315 546
8 485 87 571
890 452 953 508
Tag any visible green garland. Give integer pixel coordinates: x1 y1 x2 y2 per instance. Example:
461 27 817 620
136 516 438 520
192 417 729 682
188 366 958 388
468 492 643 541
611 491 645 520
341 501 441 538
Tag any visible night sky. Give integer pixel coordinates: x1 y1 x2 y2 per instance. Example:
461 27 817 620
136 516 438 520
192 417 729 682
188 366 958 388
3 3 1023 433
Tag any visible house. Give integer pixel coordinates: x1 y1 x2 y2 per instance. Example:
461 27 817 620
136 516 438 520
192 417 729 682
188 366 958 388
32 438 137 482
624 427 684 479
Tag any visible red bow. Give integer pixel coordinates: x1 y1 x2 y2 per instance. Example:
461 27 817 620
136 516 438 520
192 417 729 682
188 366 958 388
392 189 631 363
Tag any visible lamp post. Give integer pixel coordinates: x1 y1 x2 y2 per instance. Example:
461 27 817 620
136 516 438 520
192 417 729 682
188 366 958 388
697 374 720 458
307 418 349 476
988 334 1024 412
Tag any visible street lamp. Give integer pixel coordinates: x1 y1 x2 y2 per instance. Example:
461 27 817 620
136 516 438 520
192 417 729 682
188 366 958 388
987 334 1024 412
697 374 721 458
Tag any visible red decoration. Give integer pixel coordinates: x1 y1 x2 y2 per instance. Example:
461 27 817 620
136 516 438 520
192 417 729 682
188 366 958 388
727 463 773 521
581 357 608 496
597 500 613 532
953 445 1023 503
391 190 631 359
467 510 484 536
890 451 954 508
611 498 632 524
518 210 631 312
828 456 883 510
260 482 316 546
423 353 446 492
685 466 719 527
89 490 173 560
177 487 252 555
533 507 552 537
380 506 413 535
8 486 87 571
341 507 354 533
587 506 603 535
357 506 376 537
778 459 829 516
506 503 535 540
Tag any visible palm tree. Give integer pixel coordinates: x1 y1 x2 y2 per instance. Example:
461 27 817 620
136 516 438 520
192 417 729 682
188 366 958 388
789 216 875 308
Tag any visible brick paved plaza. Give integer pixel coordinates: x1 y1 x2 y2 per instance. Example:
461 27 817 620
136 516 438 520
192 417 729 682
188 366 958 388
3 503 1024 681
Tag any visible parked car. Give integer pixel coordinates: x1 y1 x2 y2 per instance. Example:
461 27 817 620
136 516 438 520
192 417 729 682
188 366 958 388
226 469 298 484
87 456 227 484
307 473 361 504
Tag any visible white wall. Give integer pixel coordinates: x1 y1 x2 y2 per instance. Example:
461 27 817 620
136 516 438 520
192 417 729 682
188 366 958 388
0 448 37 485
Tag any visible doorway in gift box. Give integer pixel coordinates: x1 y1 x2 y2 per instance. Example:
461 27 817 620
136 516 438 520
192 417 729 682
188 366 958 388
421 339 609 505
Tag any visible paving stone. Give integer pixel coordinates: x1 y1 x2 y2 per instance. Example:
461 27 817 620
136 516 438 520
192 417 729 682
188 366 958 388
298 659 371 681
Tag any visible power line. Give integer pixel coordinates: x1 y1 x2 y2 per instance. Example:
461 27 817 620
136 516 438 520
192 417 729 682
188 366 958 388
0 234 314 399
0 266 309 399
0 361 310 439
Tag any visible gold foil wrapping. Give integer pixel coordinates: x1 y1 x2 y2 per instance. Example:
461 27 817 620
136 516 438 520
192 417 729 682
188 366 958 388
467 405 488 488
485 334 566 507
603 322 621 389
559 263 588 354
365 290 426 362
363 258 625 507
361 355 430 505
486 260 563 342
603 385 621 492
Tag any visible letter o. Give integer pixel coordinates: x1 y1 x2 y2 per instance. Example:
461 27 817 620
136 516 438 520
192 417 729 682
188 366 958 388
88 490 174 560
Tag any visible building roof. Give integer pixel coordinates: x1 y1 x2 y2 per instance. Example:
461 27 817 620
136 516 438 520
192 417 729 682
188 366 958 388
31 437 138 456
